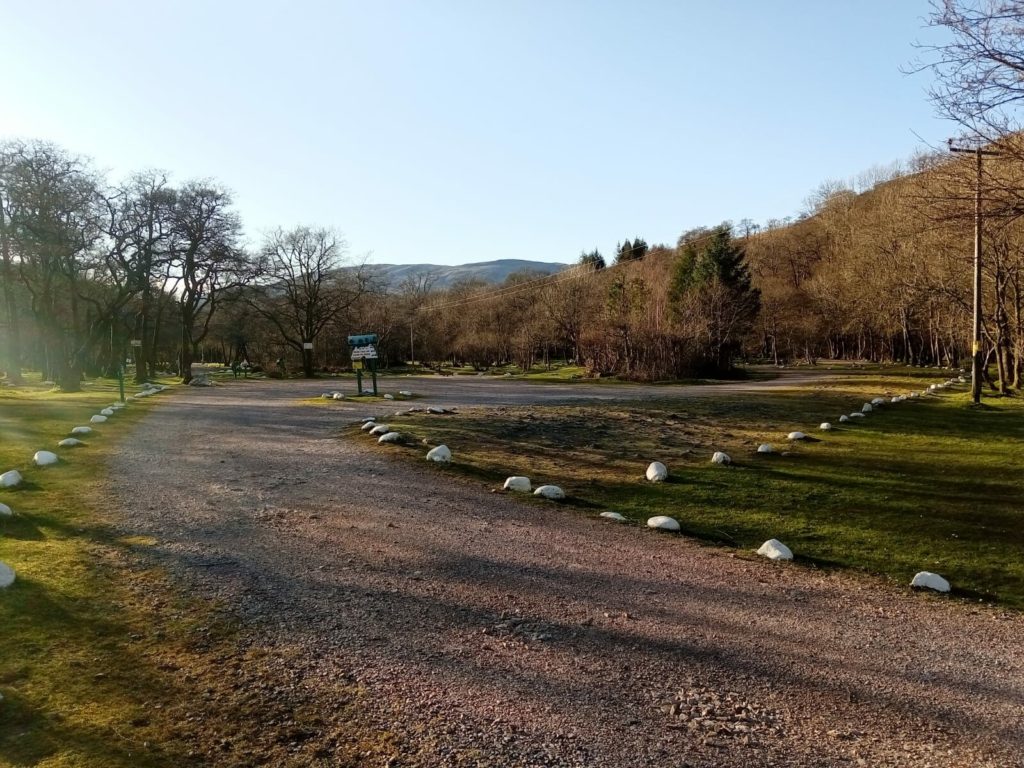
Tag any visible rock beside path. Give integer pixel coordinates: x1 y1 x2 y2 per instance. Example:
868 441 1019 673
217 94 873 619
757 539 793 561
645 461 668 482
647 515 680 532
911 571 951 593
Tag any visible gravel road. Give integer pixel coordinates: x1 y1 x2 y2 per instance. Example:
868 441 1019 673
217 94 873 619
109 377 1024 767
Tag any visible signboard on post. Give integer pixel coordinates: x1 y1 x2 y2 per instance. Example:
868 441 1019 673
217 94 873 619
348 332 379 395
130 339 142 347
350 345 379 360
303 342 313 350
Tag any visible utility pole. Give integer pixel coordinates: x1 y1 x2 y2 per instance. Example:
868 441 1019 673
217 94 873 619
948 141 1000 405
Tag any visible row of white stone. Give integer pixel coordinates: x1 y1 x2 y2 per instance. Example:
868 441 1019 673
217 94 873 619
622 376 964 588
323 389 415 402
0 382 168 589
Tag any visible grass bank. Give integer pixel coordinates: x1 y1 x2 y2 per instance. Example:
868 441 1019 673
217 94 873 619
0 375 393 767
366 368 1024 609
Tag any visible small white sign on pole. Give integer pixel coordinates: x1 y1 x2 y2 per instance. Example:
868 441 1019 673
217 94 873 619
302 342 313 350
130 339 142 347
350 345 379 360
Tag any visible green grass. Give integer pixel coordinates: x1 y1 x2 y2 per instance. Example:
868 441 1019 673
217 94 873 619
0 374 204 767
367 368 1024 609
1 373 395 767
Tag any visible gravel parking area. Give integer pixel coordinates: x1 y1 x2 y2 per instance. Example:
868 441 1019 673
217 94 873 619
109 378 1024 767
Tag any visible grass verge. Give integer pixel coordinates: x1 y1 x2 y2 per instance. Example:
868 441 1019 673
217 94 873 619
363 368 1024 609
1 374 393 767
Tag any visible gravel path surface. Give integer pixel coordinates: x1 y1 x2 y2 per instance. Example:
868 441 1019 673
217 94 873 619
109 378 1024 767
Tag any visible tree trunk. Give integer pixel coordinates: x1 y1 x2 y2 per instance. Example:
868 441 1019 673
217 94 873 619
0 202 23 384
180 302 193 384
302 346 314 378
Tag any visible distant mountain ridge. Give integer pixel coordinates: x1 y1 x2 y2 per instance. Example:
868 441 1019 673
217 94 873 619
361 259 569 288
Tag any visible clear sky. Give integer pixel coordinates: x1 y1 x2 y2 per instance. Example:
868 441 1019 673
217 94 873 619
0 1 952 266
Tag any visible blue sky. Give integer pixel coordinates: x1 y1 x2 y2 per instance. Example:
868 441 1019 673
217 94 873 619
0 1 951 265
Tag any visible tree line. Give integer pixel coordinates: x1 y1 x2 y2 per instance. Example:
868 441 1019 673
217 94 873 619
3 2 1024 390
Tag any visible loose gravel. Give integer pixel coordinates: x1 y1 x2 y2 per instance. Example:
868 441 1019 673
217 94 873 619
108 378 1024 767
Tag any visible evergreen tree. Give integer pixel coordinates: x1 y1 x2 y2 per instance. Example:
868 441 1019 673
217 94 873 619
614 237 649 263
578 249 605 270
669 225 760 372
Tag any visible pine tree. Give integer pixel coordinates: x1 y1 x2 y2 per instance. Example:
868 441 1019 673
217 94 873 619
578 249 606 270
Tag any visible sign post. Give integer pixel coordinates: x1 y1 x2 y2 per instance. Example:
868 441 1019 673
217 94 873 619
129 339 142 396
347 334 379 396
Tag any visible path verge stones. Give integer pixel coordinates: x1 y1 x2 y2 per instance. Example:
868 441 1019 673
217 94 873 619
0 470 22 488
533 485 565 500
647 515 680 532
645 461 668 482
503 476 531 492
0 562 14 589
34 451 59 466
426 445 452 463
757 539 793 561
911 571 951 593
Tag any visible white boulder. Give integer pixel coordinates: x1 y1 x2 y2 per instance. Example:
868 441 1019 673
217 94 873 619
757 443 775 454
787 431 807 440
70 426 92 436
862 403 873 413
427 407 447 414
534 485 566 500
600 511 627 522
90 415 107 423
646 515 680 532
871 397 885 406
399 390 413 397
911 571 951 593
849 412 865 419
0 470 22 488
645 461 668 482
58 438 84 448
711 451 731 465
819 423 832 431
891 396 902 403
360 421 377 431
909 392 919 399
100 408 114 417
426 445 452 463
0 562 14 589
377 431 403 444
757 539 793 561
332 393 345 400
369 424 390 436
503 476 532 492
0 502 12 517
34 451 59 466
839 415 850 423
383 394 395 400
